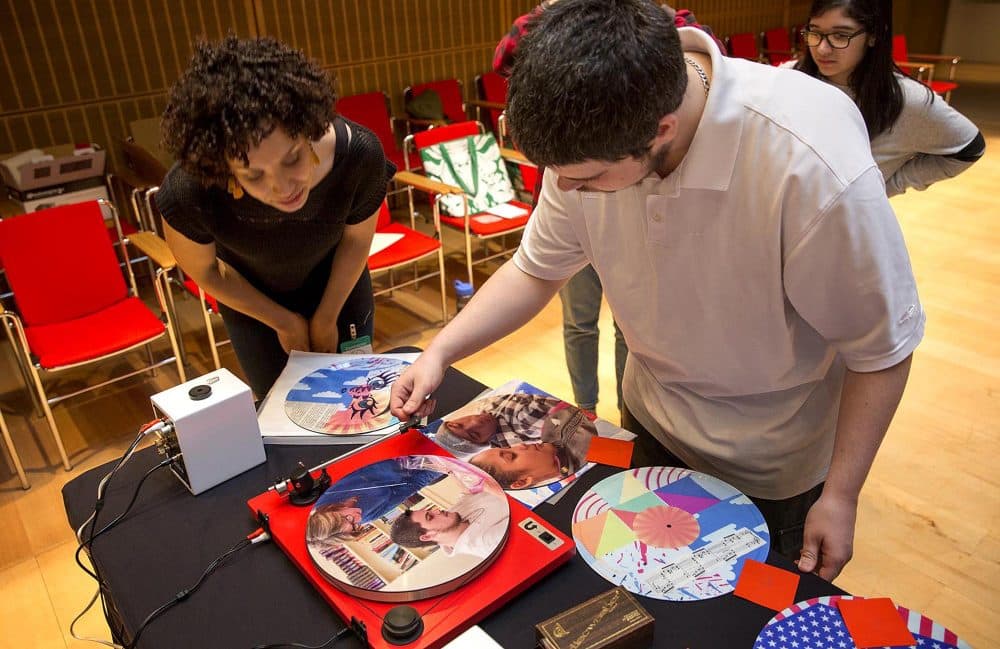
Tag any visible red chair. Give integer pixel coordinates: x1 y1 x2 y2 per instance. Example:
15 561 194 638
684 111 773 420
0 200 186 470
761 27 796 65
399 121 534 287
368 200 448 323
892 34 960 103
470 72 508 134
401 79 467 133
726 32 766 63
337 91 420 173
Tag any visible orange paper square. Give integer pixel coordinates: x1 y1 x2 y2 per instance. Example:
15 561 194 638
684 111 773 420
584 436 634 468
733 558 799 611
837 597 915 648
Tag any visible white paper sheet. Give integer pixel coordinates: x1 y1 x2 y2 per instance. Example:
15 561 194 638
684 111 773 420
368 232 404 256
257 350 420 444
483 202 529 219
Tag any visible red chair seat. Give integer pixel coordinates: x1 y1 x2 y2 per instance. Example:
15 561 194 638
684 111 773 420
928 80 958 95
438 201 531 236
182 277 219 312
24 296 166 368
368 223 441 270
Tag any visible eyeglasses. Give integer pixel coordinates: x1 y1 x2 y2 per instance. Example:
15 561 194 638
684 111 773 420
801 28 866 49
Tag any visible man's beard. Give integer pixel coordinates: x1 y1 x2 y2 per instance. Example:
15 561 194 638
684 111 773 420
645 141 671 177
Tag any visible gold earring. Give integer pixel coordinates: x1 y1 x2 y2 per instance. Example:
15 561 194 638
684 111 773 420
310 145 320 166
227 176 244 199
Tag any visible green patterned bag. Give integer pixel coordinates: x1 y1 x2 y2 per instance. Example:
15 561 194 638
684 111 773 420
419 133 515 216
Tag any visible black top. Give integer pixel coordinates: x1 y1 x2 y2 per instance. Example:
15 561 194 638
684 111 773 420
156 117 396 296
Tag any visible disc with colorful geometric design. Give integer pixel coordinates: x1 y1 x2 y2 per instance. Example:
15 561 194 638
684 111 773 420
285 356 410 435
754 595 973 649
571 467 770 601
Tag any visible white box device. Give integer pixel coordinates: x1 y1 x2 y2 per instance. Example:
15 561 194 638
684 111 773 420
150 368 265 495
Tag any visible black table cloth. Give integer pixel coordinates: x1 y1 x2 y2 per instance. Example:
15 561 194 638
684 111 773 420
63 359 844 648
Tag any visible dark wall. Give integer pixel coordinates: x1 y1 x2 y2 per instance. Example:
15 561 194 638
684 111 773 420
0 0 949 171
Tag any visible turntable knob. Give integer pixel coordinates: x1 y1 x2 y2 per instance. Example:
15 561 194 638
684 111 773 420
381 605 424 645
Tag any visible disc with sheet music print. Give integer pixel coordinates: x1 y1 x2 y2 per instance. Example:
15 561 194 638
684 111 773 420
305 454 510 602
284 356 409 435
572 467 770 601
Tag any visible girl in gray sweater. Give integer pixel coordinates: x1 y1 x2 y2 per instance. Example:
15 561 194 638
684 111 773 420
793 0 984 196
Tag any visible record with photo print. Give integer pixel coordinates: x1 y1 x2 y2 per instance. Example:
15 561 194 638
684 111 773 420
572 467 770 601
284 356 409 435
427 384 598 490
305 454 510 602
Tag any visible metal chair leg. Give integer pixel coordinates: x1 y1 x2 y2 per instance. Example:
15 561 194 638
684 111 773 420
201 293 222 371
27 367 72 471
0 411 29 489
4 319 45 418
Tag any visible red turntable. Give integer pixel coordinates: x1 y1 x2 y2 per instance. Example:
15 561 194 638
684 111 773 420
247 430 574 648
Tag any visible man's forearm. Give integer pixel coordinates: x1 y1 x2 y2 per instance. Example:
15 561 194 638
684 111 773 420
824 355 913 501
424 260 566 367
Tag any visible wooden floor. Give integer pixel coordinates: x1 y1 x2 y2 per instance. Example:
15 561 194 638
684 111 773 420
2 65 998 648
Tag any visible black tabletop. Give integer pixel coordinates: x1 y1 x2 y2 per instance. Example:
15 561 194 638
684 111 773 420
63 361 845 649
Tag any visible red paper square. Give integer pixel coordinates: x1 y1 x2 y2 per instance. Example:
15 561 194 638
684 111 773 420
732 559 799 611
837 597 915 648
584 436 634 468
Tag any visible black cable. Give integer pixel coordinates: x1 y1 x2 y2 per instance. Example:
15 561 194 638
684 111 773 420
250 626 352 649
75 431 159 626
74 458 173 582
124 538 253 649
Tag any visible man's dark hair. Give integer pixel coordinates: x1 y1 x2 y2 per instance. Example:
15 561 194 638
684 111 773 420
507 0 687 167
471 456 521 489
161 35 335 188
389 510 438 549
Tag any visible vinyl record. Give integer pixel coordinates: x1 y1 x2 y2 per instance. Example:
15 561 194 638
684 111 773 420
428 388 598 490
284 356 410 435
754 595 973 649
305 455 510 602
572 467 770 601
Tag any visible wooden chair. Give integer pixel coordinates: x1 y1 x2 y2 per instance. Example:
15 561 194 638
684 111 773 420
892 34 960 103
399 121 535 287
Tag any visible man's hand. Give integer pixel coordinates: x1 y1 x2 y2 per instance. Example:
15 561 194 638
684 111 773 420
309 315 340 354
275 312 311 354
389 352 445 420
796 493 857 581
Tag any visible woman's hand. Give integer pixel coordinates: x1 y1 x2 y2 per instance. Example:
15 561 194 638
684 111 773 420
309 314 340 353
276 312 311 354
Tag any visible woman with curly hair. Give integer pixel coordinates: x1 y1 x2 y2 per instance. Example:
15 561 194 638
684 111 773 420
793 0 983 196
157 36 395 396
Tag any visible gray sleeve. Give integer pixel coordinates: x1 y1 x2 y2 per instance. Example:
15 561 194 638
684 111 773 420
882 78 982 196
885 150 978 197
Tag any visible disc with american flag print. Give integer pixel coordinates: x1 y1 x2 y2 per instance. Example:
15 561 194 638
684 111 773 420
754 595 973 649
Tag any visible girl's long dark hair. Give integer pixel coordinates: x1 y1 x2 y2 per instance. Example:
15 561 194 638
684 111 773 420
795 0 917 139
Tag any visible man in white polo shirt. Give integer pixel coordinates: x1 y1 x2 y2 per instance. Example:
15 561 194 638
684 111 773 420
390 0 923 581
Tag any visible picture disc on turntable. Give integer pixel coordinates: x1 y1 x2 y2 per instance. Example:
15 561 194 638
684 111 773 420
305 454 510 602
284 356 410 435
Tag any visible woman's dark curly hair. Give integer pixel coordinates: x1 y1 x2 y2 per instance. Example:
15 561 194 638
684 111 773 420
161 35 336 188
